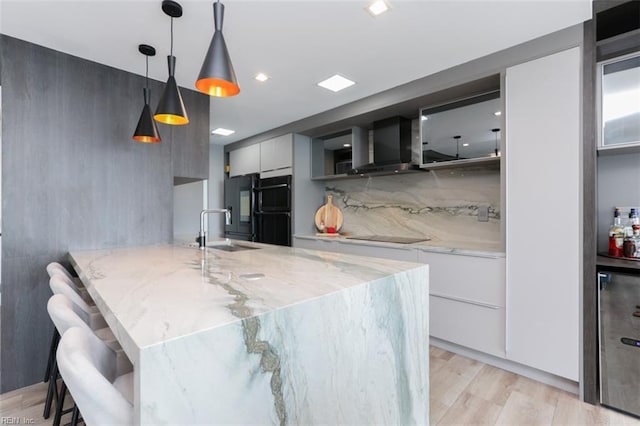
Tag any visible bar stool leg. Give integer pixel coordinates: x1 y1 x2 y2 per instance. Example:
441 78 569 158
53 381 67 426
70 405 80 426
43 358 59 419
44 329 60 382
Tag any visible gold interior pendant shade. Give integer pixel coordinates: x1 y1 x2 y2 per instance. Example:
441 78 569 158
154 0 189 125
133 44 161 143
196 1 240 97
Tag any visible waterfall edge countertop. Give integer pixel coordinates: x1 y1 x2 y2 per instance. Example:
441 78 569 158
68 240 430 425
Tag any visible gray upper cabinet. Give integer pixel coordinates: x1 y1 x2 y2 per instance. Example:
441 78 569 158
260 134 293 178
229 144 260 177
170 88 210 182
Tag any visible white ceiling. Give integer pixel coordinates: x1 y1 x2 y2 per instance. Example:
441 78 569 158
1 0 592 145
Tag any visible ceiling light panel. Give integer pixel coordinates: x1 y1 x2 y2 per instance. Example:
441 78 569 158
367 0 390 16
211 128 235 136
317 74 356 92
255 73 269 82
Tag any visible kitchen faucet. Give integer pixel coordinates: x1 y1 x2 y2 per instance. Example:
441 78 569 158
198 208 232 249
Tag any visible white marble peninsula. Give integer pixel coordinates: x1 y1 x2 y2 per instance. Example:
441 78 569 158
69 241 430 425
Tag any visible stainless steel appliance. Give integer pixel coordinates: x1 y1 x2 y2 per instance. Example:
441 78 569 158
224 174 258 241
599 270 640 417
255 175 292 246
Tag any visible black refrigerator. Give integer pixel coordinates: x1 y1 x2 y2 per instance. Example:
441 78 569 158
224 174 258 241
255 175 292 246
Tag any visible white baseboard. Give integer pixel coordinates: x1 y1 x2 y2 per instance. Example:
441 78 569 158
430 337 579 395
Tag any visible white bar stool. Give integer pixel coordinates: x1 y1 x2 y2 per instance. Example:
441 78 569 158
56 326 133 426
47 294 132 426
43 275 119 421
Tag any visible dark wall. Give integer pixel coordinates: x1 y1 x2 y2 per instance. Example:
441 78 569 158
0 35 208 392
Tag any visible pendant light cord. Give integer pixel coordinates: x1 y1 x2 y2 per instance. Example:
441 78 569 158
145 55 149 92
170 17 174 57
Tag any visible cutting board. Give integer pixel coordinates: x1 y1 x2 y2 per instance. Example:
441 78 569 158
314 195 344 232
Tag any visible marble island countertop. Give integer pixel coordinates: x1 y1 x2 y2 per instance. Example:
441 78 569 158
69 240 425 359
294 233 504 258
68 240 430 424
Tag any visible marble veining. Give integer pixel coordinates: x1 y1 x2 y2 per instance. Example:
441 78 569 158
69 242 429 425
195 252 287 425
325 166 500 248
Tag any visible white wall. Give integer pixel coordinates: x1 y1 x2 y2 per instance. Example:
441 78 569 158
173 180 205 239
208 144 225 238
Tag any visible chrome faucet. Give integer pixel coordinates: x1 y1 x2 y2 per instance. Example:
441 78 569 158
198 208 232 249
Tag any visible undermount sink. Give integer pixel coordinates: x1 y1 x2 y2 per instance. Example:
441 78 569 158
207 243 259 252
187 240 261 251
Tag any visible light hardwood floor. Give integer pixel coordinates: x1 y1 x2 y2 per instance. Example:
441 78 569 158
1 347 639 425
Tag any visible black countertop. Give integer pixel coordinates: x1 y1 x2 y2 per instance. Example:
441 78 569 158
597 254 640 274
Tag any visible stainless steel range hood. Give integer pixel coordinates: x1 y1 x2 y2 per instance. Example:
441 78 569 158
347 116 419 176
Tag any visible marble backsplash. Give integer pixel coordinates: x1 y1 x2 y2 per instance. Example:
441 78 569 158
325 166 501 247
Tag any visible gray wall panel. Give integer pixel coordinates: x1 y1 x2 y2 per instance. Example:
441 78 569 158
0 36 207 392
1 255 55 392
292 134 324 235
171 89 210 180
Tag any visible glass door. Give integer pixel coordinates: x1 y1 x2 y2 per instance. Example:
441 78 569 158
597 52 640 150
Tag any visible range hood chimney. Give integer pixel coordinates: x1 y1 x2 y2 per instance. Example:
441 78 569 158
348 116 418 176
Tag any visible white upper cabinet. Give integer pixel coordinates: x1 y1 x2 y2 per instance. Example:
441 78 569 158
505 47 581 381
260 134 293 178
229 144 260 177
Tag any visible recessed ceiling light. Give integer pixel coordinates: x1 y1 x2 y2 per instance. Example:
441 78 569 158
343 143 351 147
317 74 355 92
421 116 428 121
255 73 269 82
211 128 235 136
463 143 470 147
367 0 389 16
494 111 502 116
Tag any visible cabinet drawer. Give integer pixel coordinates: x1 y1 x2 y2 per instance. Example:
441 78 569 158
293 237 336 251
430 295 505 358
336 240 419 262
418 251 504 307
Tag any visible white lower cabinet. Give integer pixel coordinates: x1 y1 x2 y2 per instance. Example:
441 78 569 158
418 250 506 358
430 296 505 358
293 236 506 358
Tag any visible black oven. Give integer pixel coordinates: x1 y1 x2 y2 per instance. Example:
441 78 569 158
255 175 292 246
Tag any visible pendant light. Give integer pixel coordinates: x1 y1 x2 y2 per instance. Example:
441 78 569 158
195 0 240 97
154 0 189 125
133 44 161 143
492 128 501 157
453 135 461 160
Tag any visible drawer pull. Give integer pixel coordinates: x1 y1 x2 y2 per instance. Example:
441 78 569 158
430 292 501 310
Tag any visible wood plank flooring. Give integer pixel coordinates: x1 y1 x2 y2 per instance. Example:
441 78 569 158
1 347 638 425
430 346 640 425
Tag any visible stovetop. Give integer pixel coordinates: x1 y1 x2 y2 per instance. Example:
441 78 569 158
346 235 431 244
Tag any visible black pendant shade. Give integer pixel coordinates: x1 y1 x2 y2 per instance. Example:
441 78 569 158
154 55 189 125
133 44 161 143
155 0 189 125
134 89 161 143
196 1 240 97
